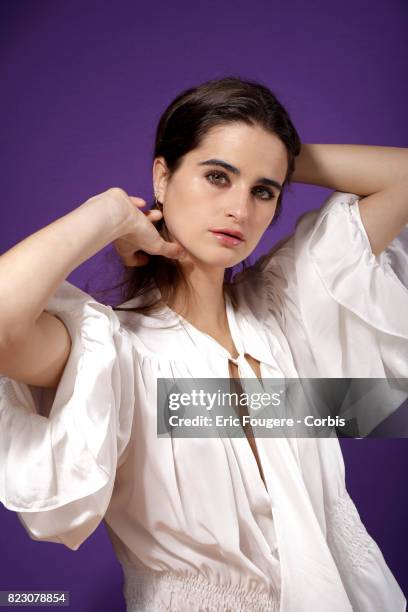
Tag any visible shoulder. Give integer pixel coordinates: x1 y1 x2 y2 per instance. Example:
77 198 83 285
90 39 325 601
113 298 192 363
232 231 297 329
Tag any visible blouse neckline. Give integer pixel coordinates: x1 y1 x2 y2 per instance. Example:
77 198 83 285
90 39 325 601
117 281 289 375
160 292 245 363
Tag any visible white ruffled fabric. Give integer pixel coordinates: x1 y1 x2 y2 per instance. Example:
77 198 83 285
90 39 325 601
0 191 406 611
250 190 408 379
0 282 135 550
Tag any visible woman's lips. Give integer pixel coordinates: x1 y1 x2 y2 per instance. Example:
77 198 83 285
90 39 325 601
210 231 244 247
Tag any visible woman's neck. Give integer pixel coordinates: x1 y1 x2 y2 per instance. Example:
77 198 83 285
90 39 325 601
167 269 228 335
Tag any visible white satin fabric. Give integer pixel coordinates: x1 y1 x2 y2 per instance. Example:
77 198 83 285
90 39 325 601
0 191 407 611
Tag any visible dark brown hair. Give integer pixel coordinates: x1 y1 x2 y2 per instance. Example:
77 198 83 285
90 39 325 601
101 75 301 316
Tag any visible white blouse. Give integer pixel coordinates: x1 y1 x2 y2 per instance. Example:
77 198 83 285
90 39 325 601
0 191 407 612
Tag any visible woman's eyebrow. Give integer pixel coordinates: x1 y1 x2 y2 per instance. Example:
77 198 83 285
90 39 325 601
197 158 283 191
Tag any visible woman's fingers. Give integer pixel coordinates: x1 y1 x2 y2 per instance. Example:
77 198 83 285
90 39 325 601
128 196 148 207
157 241 186 259
120 242 185 268
121 251 151 267
112 193 187 266
144 209 163 220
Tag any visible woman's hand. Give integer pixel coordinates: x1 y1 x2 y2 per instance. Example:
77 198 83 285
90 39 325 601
108 188 186 267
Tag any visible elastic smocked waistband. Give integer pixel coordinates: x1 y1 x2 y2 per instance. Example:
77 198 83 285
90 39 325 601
121 564 281 612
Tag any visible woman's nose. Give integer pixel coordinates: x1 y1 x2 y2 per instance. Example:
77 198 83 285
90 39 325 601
224 192 251 222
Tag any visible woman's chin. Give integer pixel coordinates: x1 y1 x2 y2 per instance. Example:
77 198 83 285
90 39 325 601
179 250 243 269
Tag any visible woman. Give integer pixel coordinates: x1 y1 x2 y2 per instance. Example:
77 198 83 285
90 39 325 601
0 76 407 611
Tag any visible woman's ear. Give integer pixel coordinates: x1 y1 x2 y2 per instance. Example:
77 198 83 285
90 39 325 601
152 156 170 203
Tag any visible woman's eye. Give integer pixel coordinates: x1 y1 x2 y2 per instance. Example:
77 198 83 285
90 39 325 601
254 187 275 200
206 171 228 185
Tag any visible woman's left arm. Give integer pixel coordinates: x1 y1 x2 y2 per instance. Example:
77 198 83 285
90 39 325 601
292 144 408 256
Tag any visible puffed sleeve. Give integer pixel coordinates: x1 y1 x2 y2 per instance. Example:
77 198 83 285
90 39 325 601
0 281 135 550
248 190 408 380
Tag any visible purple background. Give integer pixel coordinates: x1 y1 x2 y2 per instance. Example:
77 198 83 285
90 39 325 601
1 0 407 609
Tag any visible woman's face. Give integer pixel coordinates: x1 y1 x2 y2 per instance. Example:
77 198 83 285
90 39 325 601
153 122 288 270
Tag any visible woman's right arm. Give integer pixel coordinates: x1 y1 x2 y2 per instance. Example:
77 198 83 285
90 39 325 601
0 187 184 389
